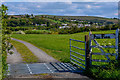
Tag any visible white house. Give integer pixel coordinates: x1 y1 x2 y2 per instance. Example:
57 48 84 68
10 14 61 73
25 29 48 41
71 20 77 21
78 24 84 28
72 24 77 26
59 26 70 29
41 24 47 26
62 24 67 26
84 24 91 27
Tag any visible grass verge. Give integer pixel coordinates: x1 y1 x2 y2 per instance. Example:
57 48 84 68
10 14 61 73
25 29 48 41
11 40 39 63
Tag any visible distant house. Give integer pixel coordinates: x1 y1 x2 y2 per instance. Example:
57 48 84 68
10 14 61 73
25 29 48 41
13 16 21 18
71 20 77 21
30 15 35 18
84 24 91 27
78 24 84 28
59 26 70 29
72 24 77 26
41 24 47 26
95 26 99 28
50 24 53 25
59 26 65 29
79 21 84 22
35 24 40 26
62 24 67 26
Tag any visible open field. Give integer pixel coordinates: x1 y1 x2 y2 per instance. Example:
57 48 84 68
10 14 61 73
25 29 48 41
11 30 117 66
11 40 39 63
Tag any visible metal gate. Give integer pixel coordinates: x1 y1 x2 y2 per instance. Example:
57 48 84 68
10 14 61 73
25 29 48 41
89 29 119 66
70 28 119 70
70 39 86 70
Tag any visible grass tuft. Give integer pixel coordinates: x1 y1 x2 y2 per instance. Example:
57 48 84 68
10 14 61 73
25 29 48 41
11 40 39 63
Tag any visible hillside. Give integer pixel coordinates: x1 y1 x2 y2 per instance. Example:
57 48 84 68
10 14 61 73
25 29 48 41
37 15 118 23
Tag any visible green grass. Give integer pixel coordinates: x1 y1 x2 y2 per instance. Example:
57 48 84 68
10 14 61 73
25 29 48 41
11 30 117 66
47 18 63 24
32 30 51 32
11 40 39 63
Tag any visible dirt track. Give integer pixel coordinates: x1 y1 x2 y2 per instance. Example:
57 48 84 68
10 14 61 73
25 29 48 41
7 47 24 64
6 38 90 80
11 38 58 63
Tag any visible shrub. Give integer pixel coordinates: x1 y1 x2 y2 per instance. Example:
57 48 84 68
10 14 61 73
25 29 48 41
24 30 53 34
88 61 120 80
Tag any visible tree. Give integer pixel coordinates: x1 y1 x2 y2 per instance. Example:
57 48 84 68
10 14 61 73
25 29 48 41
31 14 33 17
1 4 8 18
1 4 13 79
25 14 30 18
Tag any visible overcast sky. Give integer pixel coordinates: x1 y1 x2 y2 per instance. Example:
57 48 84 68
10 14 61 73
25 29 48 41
2 2 118 18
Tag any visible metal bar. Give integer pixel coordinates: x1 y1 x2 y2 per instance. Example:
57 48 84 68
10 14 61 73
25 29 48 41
71 54 85 61
71 58 85 66
60 63 73 71
115 28 119 60
70 50 85 57
93 39 110 60
70 39 85 43
64 63 77 70
92 52 117 56
71 61 85 70
90 34 116 39
70 39 71 62
71 46 85 51
50 62 60 72
55 63 66 71
91 45 115 48
92 59 110 62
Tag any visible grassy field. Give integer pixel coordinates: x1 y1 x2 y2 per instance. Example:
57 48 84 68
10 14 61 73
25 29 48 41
12 30 117 67
11 40 39 63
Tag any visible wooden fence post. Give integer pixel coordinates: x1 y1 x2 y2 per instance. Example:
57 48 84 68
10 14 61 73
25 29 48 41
85 35 91 70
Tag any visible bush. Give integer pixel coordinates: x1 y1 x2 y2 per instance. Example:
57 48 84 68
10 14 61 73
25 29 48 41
4 30 12 34
25 30 53 34
87 61 120 80
13 30 25 34
9 27 34 31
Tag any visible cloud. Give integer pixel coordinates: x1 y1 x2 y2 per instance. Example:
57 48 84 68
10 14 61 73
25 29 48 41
36 5 41 8
86 5 91 8
114 13 118 15
9 12 15 15
70 5 78 9
2 2 118 18
2 0 120 2
19 7 28 10
94 6 101 8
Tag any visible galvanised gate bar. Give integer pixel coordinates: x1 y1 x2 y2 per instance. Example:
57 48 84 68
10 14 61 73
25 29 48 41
70 39 86 70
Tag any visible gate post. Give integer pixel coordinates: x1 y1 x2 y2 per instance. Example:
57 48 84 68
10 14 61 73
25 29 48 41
118 29 120 62
85 35 91 70
116 28 120 63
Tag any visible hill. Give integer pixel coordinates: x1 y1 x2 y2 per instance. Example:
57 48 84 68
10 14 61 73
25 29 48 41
37 15 118 23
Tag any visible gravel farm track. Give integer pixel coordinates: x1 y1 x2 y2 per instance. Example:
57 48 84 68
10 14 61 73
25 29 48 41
6 38 90 80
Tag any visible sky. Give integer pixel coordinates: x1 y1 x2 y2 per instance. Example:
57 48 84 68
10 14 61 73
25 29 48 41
1 0 120 2
2 2 118 18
